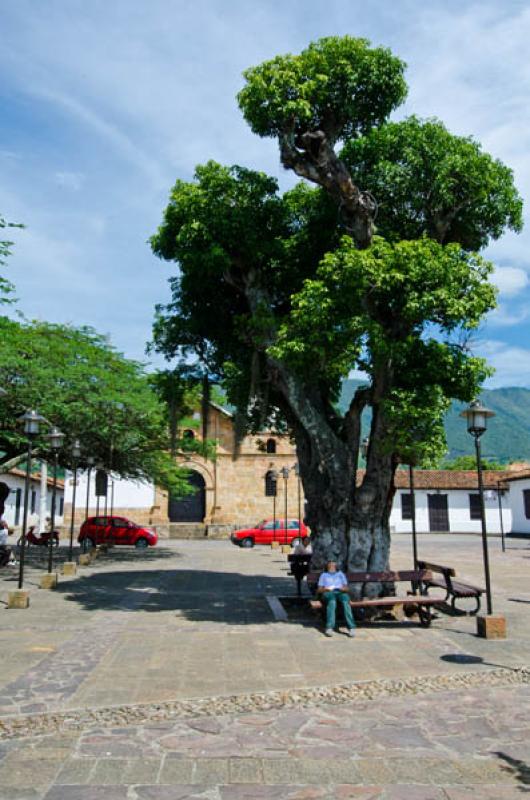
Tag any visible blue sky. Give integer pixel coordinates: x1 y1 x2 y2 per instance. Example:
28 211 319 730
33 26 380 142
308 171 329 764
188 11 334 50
1 0 530 387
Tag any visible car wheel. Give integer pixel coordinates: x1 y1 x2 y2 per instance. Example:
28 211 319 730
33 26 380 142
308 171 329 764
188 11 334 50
135 538 149 549
291 537 302 547
241 537 254 548
85 537 96 550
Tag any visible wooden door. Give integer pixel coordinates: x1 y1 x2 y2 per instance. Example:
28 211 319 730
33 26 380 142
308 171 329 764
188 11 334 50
428 494 449 532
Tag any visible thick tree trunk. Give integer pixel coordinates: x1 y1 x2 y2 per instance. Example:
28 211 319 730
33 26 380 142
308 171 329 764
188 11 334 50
288 397 395 593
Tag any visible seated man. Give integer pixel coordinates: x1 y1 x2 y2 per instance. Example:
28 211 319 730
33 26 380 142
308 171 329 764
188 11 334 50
293 535 312 555
0 519 15 567
317 560 356 637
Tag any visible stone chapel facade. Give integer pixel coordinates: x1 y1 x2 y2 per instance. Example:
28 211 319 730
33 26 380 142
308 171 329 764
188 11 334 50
154 402 305 529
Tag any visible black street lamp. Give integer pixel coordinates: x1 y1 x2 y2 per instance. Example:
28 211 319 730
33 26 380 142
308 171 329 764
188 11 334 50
409 461 418 571
17 409 46 589
85 456 95 521
360 436 370 463
47 426 64 574
280 466 290 545
460 400 495 616
83 456 95 553
293 463 302 536
68 439 81 561
497 480 506 553
268 468 278 543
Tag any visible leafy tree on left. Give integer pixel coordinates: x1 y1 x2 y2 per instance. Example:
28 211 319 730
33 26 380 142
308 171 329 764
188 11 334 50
0 317 191 495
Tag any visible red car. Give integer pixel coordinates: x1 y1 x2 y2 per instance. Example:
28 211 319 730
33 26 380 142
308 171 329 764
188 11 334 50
231 518 309 548
78 516 158 549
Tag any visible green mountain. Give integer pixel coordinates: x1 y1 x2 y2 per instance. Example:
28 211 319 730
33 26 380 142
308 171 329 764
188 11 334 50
338 381 530 463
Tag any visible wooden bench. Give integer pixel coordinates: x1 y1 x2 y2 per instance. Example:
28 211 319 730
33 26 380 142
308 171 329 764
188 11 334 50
287 553 312 596
307 569 440 627
417 560 484 616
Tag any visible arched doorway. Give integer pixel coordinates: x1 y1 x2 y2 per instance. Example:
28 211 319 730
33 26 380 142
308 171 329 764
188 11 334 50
168 470 206 522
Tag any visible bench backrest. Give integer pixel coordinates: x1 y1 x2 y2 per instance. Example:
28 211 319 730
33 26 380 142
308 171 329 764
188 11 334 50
288 554 312 563
307 569 432 584
417 560 456 577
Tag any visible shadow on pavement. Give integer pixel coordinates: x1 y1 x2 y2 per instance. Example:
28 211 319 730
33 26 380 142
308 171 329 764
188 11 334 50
495 752 530 789
54 568 295 624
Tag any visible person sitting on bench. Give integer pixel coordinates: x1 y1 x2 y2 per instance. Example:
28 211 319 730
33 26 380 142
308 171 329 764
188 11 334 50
317 560 356 638
293 535 312 555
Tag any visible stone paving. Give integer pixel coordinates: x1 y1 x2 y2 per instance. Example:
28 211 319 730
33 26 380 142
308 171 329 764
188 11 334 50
0 534 528 797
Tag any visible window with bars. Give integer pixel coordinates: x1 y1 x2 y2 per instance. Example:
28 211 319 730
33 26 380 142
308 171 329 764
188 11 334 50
524 489 530 520
469 493 481 520
401 493 412 520
265 471 277 497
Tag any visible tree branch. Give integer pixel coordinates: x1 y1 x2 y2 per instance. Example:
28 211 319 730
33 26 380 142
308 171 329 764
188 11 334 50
279 128 376 249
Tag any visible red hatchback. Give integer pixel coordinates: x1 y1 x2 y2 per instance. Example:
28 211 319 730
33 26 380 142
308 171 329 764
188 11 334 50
231 518 309 548
78 516 158 549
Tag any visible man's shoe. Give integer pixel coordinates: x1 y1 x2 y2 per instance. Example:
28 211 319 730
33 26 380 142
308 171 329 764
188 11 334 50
347 628 356 638
324 628 333 637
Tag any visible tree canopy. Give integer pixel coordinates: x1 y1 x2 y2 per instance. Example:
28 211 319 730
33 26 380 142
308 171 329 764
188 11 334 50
151 36 522 569
0 317 191 494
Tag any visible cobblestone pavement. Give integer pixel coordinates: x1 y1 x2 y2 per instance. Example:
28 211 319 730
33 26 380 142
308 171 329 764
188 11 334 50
0 681 528 798
0 534 528 797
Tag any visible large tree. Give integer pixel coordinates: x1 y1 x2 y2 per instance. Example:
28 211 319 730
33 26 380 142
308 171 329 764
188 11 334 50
0 318 191 494
151 37 522 578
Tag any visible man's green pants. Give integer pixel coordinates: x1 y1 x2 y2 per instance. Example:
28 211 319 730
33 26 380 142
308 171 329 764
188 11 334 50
322 591 356 630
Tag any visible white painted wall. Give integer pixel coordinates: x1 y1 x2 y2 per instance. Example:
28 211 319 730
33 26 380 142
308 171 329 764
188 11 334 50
64 471 155 513
390 488 510 534
0 471 64 528
508 478 530 534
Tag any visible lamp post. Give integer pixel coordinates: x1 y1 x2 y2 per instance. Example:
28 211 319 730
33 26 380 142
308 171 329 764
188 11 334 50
497 480 506 553
68 439 81 562
293 463 302 535
460 400 499 633
17 410 46 589
409 461 418 571
280 466 290 544
269 469 278 542
83 456 95 553
47 426 64 574
360 436 370 464
85 456 95 521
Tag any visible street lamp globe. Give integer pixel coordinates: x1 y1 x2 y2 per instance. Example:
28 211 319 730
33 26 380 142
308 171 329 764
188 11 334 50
460 400 495 438
71 438 82 460
19 409 46 437
48 426 65 450
280 466 290 480
361 436 370 460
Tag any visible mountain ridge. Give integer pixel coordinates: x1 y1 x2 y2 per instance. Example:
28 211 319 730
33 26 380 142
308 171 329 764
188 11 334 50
338 381 530 463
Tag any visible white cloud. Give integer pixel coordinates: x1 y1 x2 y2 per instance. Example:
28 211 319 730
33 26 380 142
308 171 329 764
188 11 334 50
488 303 530 328
55 171 85 191
477 340 530 388
0 0 529 380
491 266 529 297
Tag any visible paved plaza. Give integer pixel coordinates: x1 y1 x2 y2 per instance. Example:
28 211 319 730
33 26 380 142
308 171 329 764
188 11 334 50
0 534 528 798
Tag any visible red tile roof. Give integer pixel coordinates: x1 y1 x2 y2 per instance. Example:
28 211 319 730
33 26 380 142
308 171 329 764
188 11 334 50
7 468 65 489
355 469 508 490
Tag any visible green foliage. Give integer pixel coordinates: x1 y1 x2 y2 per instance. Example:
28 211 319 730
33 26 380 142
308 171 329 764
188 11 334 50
439 454 506 470
238 36 407 142
0 214 23 304
0 318 190 494
341 117 523 250
152 36 522 473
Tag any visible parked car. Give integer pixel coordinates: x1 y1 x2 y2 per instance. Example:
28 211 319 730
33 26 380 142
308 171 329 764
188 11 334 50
78 516 158 549
231 518 309 548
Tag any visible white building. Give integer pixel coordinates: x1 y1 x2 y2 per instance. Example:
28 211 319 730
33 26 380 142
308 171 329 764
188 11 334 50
390 470 509 535
504 469 530 535
0 468 65 529
63 471 157 526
